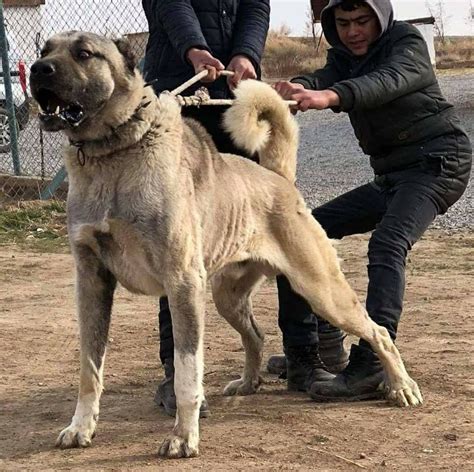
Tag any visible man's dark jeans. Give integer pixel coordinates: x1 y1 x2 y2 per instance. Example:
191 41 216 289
277 170 452 351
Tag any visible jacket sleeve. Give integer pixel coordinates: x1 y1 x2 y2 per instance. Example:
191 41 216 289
156 0 210 63
230 0 270 68
290 50 342 90
329 28 436 111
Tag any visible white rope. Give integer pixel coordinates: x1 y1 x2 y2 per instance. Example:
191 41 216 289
171 70 298 108
178 95 298 107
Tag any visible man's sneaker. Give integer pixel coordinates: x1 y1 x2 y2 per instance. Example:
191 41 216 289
285 344 335 392
154 358 210 418
308 344 385 402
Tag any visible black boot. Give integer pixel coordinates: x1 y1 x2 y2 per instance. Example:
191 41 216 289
285 345 335 392
154 358 211 418
318 329 349 374
266 354 287 377
266 328 349 377
308 344 385 402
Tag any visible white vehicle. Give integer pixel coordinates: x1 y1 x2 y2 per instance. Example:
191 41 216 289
0 32 30 152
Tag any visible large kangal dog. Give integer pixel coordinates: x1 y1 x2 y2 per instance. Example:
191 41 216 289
29 32 422 459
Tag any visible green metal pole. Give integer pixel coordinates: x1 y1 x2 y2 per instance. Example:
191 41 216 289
0 0 21 175
40 165 67 200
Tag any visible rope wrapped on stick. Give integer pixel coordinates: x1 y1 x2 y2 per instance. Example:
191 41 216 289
170 70 298 107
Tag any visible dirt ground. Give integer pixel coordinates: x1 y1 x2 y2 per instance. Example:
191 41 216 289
0 229 472 471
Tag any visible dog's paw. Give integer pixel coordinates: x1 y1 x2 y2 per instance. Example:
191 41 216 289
158 435 199 459
385 376 423 407
223 376 262 396
56 418 96 449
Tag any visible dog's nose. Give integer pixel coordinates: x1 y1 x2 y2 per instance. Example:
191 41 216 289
30 60 56 76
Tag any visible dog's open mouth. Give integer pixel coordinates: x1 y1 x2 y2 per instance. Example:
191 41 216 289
35 88 85 126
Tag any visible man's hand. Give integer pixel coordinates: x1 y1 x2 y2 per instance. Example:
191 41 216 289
292 89 341 112
292 89 340 111
186 48 225 82
226 55 257 90
273 81 305 100
273 83 340 113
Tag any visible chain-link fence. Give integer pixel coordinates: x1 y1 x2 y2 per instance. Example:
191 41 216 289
0 0 148 201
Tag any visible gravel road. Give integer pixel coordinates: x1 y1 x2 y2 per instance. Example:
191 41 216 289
294 70 473 229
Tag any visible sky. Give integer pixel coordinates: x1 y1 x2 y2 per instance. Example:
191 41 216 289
8 0 471 39
270 0 474 36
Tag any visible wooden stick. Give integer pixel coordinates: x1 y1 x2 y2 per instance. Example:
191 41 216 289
307 446 367 469
171 70 235 96
171 70 209 96
172 70 298 107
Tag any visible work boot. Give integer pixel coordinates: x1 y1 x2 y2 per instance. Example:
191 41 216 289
267 328 349 377
318 329 349 374
154 358 210 418
285 344 335 392
309 344 385 402
266 354 287 377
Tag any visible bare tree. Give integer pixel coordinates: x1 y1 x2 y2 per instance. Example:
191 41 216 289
303 3 325 49
470 0 474 34
426 0 451 43
274 23 292 37
303 4 316 40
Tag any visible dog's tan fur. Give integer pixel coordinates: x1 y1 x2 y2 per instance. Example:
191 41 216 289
29 32 422 459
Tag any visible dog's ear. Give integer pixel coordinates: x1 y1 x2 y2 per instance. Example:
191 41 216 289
113 37 137 74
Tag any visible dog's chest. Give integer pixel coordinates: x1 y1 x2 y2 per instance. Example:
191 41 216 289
69 194 167 298
72 216 166 297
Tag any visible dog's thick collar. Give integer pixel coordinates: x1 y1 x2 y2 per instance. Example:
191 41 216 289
67 94 157 164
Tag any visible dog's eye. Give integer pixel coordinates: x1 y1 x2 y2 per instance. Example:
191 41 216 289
77 50 93 60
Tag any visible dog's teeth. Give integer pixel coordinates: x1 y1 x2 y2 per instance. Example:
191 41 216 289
55 106 60 115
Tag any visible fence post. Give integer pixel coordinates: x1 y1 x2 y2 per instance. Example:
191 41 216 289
0 0 22 175
39 165 67 200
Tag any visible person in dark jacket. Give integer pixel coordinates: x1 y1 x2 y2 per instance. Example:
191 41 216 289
270 0 472 402
142 0 270 153
141 0 273 418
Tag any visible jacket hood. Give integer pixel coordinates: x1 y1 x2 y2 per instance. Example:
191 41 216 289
321 0 394 51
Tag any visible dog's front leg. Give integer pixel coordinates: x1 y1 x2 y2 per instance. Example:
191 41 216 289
158 272 206 459
56 245 116 449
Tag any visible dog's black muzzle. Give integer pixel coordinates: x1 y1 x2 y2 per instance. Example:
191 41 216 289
30 59 85 130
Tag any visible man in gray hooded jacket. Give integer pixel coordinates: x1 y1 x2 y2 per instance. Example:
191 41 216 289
270 0 472 401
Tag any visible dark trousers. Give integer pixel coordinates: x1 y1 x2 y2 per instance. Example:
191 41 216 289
277 170 453 351
182 105 257 156
159 105 254 363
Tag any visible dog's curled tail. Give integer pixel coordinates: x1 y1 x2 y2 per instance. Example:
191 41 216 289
222 80 299 183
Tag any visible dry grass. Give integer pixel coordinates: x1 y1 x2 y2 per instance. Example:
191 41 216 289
436 36 474 69
262 30 474 79
262 28 328 79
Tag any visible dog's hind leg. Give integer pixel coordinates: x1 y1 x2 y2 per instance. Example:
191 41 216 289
56 246 116 449
277 217 423 407
211 263 265 396
158 270 206 459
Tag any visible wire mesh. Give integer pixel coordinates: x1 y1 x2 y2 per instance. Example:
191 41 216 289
0 0 148 201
